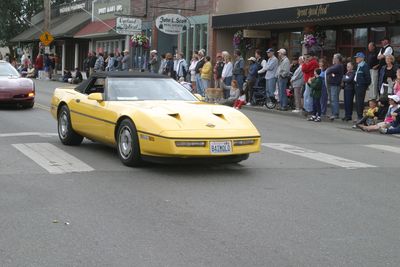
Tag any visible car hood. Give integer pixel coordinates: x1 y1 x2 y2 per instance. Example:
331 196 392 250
116 101 260 136
0 76 33 89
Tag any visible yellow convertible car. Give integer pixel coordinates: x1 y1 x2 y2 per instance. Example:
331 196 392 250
51 72 260 166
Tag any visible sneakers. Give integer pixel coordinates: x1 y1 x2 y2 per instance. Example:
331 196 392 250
379 127 388 134
314 116 321 122
246 103 251 106
292 109 301 113
307 115 316 121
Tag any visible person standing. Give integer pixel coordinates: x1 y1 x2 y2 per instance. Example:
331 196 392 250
290 56 304 113
307 69 323 122
200 56 212 94
148 50 158 73
276 48 291 110
158 54 167 74
94 53 104 72
354 52 372 121
213 53 224 89
302 53 319 114
89 51 97 76
232 49 244 90
378 55 397 96
325 53 344 120
175 52 188 81
244 57 259 105
367 42 380 99
83 52 91 78
189 53 199 92
221 54 233 99
121 50 131 71
255 49 267 79
263 48 278 101
106 52 116 71
342 62 356 121
164 53 174 78
377 37 394 69
195 50 206 96
319 58 328 117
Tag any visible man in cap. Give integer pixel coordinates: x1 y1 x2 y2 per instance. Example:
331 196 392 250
148 50 158 73
276 48 290 110
244 57 258 104
354 52 372 121
262 48 278 102
377 36 394 69
122 49 131 71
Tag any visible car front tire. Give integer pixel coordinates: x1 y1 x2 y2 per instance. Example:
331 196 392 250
117 119 142 167
58 105 83 146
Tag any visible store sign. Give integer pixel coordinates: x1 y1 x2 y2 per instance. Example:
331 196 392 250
59 2 86 14
243 29 271 39
98 5 123 15
296 4 329 19
155 14 188 35
116 17 142 35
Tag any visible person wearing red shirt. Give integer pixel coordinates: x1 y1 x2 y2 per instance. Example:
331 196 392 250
302 54 319 113
35 54 44 71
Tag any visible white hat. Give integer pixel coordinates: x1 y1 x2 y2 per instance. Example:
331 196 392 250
150 50 157 54
388 94 400 103
247 57 256 62
123 49 129 53
277 48 287 55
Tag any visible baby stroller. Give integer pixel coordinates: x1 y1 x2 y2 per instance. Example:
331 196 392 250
250 78 267 106
264 87 295 110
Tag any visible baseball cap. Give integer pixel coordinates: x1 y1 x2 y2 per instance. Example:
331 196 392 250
354 52 366 58
266 48 274 53
277 48 287 55
150 50 157 54
247 57 256 62
388 94 400 103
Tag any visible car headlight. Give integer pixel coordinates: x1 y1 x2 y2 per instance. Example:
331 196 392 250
175 141 206 147
233 139 256 146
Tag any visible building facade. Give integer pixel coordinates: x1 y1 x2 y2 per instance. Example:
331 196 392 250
212 0 400 61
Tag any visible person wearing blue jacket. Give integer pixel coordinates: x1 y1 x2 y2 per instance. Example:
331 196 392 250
244 57 259 104
325 53 344 120
354 52 372 120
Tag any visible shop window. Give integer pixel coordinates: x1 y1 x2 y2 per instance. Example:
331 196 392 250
341 29 352 45
338 28 367 59
354 28 368 47
277 32 301 58
322 30 336 59
370 27 386 45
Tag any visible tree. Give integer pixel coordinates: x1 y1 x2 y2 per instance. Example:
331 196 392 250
0 0 43 57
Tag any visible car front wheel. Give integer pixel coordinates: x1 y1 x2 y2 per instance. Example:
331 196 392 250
58 105 83 146
117 119 142 167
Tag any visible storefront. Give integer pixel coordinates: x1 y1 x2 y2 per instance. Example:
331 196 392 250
212 0 400 61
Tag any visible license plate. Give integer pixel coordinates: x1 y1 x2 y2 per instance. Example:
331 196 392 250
210 141 232 154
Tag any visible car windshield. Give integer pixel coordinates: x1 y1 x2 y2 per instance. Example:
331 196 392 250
0 63 20 76
107 78 198 101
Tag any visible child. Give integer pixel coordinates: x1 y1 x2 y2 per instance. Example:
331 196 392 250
233 90 246 109
393 68 400 97
220 80 240 106
307 69 323 122
354 99 379 128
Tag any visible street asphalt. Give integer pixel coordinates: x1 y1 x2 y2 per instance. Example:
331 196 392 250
0 79 399 267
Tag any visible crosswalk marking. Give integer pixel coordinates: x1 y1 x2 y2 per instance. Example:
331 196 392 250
365 144 400 154
262 143 376 169
0 132 57 138
12 143 94 174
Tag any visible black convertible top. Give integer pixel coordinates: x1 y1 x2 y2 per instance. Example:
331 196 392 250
75 71 170 92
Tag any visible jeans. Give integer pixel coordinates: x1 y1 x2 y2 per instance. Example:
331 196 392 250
278 78 288 108
245 78 256 104
343 89 355 119
195 73 204 96
201 79 210 96
329 85 340 117
293 86 302 110
355 86 367 120
320 85 328 115
387 126 400 134
368 69 379 99
313 96 322 117
266 78 277 99
303 83 313 113
233 74 244 90
223 76 232 99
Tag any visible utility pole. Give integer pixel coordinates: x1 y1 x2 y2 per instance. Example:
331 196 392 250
44 0 50 31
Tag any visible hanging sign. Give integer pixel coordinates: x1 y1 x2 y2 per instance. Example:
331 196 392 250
116 17 142 35
155 14 188 35
243 29 271 39
39 31 54 46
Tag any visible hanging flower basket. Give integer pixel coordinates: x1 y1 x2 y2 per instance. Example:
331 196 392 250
131 33 150 49
233 30 244 49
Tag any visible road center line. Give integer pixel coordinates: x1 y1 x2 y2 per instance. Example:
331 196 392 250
365 144 400 154
262 143 376 169
0 132 58 138
12 143 94 174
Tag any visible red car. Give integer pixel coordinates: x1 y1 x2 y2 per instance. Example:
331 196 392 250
0 60 35 108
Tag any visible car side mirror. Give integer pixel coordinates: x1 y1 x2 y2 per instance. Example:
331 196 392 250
194 93 204 101
88 92 104 102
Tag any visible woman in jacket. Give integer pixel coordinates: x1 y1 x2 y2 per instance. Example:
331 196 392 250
378 55 397 96
290 56 304 113
221 55 233 99
163 53 174 78
189 53 199 92
342 62 356 121
244 57 259 104
200 56 212 95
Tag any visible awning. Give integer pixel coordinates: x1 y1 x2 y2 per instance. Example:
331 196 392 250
74 18 117 38
212 0 400 29
11 12 91 43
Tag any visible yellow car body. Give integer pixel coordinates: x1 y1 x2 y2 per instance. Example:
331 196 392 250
51 72 260 165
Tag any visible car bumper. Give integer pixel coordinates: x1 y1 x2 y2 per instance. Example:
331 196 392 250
138 132 261 158
0 90 34 103
142 154 250 164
